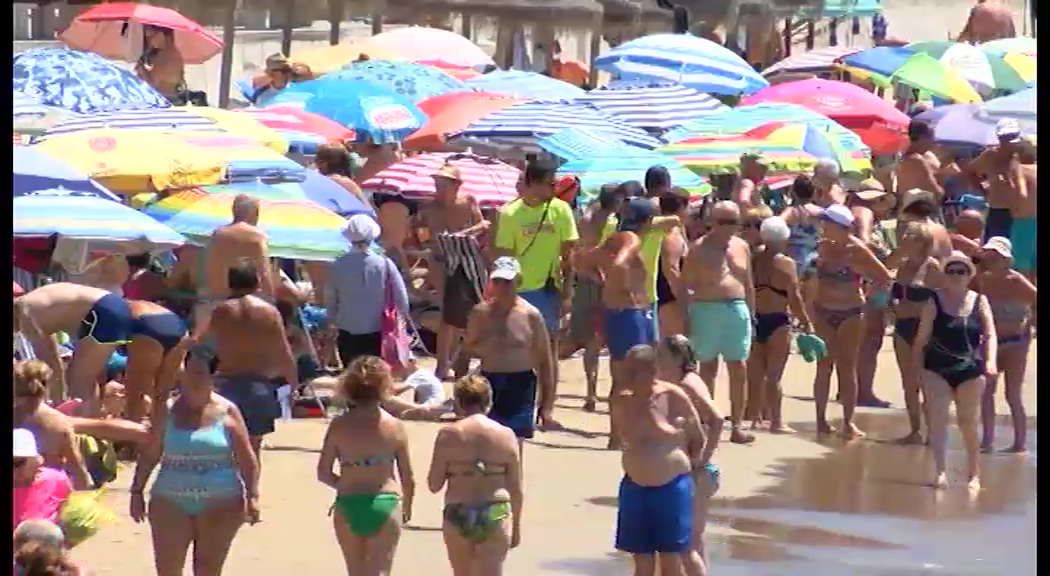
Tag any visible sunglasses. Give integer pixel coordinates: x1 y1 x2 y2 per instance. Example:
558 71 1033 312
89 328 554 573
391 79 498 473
714 218 740 226
743 220 762 229
944 266 972 276
491 278 515 285
13 458 27 470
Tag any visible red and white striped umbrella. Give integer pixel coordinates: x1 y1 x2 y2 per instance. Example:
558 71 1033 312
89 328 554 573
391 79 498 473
362 153 520 206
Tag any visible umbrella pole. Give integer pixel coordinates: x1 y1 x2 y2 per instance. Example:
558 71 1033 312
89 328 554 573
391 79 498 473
371 0 384 35
280 1 295 55
328 0 343 45
461 12 473 41
217 0 237 109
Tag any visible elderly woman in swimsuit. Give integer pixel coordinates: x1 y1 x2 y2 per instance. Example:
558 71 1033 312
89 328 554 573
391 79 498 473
130 347 260 576
13 360 92 490
656 336 723 576
317 356 416 576
428 374 523 575
976 237 1036 454
811 205 892 438
748 217 815 433
885 222 940 444
125 300 190 423
913 252 996 491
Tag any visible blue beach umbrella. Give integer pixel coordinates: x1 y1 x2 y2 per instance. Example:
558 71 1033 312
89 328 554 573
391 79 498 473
13 195 186 252
41 108 219 137
594 34 769 96
448 101 663 152
13 48 171 115
266 78 428 144
575 80 728 133
13 147 120 200
329 60 471 103
465 70 586 101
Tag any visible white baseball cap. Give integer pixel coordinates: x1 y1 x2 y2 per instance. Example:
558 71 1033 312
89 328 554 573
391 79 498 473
995 118 1022 143
820 203 855 228
982 236 1013 260
490 256 522 281
13 428 39 459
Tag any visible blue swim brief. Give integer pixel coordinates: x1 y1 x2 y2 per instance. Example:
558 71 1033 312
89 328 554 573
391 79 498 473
481 370 537 439
78 293 133 345
688 299 752 363
1011 217 1037 273
519 289 560 334
615 473 694 554
605 307 656 361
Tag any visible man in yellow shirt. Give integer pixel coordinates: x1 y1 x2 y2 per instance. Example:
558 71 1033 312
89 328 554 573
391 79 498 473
495 158 579 429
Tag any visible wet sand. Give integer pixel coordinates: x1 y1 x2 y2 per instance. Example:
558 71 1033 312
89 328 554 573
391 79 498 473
73 339 1036 575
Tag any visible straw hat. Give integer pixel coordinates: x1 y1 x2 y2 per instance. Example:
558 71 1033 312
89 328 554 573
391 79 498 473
852 178 889 202
432 162 462 182
899 188 936 213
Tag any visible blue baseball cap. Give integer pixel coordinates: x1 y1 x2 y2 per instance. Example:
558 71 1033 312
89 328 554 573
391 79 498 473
619 197 657 233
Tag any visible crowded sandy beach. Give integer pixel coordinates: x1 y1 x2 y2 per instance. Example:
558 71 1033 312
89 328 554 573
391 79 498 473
13 1 1036 575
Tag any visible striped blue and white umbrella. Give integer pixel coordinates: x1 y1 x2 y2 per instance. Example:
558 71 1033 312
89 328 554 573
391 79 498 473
41 108 220 138
594 34 769 96
465 70 586 101
14 146 120 201
575 80 728 133
14 91 74 133
14 195 186 252
447 101 663 153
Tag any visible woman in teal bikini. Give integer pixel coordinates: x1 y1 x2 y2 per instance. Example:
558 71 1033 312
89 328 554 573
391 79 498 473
317 356 416 576
427 374 522 575
129 347 260 576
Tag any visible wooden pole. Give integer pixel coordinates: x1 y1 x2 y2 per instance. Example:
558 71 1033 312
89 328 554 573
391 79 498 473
371 0 384 35
280 2 294 55
217 0 237 109
461 12 473 41
328 0 342 45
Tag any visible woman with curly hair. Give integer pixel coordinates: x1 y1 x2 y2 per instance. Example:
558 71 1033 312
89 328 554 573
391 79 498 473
13 361 91 490
317 356 416 575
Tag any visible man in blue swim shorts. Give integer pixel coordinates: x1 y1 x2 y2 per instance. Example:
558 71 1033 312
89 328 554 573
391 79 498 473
683 201 757 445
612 345 706 576
588 198 659 449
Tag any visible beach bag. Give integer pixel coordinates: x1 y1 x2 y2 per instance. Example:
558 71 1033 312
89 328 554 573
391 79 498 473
56 489 117 548
380 260 411 372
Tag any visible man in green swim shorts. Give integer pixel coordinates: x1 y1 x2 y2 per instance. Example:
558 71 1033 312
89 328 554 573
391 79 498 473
683 201 757 445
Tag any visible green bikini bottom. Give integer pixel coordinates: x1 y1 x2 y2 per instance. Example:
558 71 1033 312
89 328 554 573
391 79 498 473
443 501 511 543
332 493 401 538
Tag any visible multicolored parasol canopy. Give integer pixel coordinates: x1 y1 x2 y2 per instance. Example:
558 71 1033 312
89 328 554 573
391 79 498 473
142 189 351 261
14 195 186 252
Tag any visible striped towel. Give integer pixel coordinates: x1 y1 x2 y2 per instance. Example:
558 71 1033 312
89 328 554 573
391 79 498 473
14 332 36 361
435 233 487 303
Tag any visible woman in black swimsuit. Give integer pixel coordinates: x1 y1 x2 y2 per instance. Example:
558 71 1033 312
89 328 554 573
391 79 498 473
811 205 891 438
749 216 815 433
125 300 189 423
913 252 996 491
886 222 940 444
975 237 1036 454
655 188 691 338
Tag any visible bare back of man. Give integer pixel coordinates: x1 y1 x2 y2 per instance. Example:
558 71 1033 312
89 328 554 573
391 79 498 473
204 224 271 300
210 293 297 461
959 0 1016 43
16 283 132 411
897 151 943 202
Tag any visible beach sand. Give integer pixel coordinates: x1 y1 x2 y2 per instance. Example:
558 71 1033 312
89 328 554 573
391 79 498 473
72 339 1037 575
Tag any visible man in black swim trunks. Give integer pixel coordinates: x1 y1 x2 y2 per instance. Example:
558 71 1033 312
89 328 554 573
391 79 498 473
202 262 298 473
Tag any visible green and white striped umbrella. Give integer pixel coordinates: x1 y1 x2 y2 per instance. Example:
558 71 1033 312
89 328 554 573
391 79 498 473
907 41 1028 94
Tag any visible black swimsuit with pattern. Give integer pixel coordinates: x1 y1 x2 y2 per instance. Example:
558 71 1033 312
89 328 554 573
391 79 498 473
923 294 985 388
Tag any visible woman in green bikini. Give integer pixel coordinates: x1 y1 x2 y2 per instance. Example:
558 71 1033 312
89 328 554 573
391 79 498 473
428 374 523 576
316 356 416 575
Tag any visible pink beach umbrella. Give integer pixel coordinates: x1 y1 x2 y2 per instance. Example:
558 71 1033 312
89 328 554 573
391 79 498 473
364 27 495 69
60 3 223 65
361 152 520 207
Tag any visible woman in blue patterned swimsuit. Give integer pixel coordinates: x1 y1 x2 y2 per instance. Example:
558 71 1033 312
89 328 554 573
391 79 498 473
129 347 260 576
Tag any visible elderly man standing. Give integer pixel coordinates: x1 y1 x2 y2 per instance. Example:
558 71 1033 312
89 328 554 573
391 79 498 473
192 194 274 342
494 158 578 429
426 162 490 380
683 201 757 445
325 215 411 365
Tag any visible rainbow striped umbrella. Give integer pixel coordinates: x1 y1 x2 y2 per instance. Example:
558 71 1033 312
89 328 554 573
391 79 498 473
142 189 350 261
659 122 871 176
14 195 185 252
664 103 869 156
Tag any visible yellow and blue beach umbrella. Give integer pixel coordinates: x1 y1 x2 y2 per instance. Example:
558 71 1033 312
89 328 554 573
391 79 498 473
14 195 186 252
142 189 351 261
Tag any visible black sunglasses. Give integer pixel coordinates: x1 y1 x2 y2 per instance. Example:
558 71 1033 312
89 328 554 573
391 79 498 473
743 220 762 229
945 266 972 276
13 458 27 470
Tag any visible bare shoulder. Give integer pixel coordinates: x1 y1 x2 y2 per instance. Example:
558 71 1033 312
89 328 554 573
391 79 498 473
773 252 796 272
731 235 751 254
470 300 491 317
517 298 542 319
